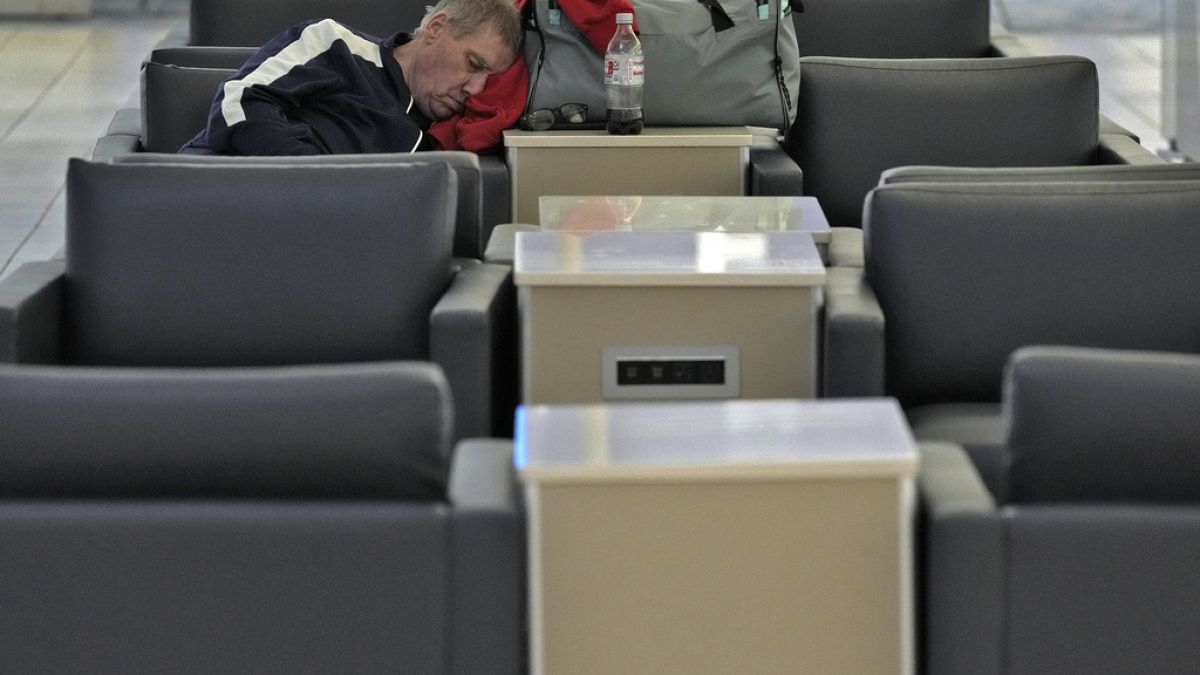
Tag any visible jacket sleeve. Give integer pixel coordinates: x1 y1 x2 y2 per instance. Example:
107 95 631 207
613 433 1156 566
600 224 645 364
202 19 374 156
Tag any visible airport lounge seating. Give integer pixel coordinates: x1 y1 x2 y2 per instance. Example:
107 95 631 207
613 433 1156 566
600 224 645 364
93 53 510 260
0 360 523 673
0 158 515 440
188 0 430 47
757 55 1163 266
920 346 1200 674
794 0 1003 58
823 176 1200 494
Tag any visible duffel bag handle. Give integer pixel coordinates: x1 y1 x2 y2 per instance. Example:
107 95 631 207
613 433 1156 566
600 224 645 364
696 0 735 32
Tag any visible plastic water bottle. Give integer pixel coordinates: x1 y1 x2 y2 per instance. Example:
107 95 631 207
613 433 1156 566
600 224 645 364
604 12 644 135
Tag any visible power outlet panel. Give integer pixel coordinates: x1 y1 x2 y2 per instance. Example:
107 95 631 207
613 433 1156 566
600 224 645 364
601 346 740 400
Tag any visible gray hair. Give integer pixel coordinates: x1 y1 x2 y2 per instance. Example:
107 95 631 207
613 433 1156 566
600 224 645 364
415 0 523 55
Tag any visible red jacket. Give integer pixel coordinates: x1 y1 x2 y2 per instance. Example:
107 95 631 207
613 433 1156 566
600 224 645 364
428 0 636 152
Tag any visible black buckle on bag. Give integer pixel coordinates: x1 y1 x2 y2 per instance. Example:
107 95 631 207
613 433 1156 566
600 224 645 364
697 0 735 31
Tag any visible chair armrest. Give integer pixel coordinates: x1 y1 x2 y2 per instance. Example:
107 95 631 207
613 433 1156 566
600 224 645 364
920 441 997 515
1098 132 1164 165
822 265 884 397
918 441 1004 675
748 144 803 196
92 133 142 162
827 226 864 267
478 153 512 246
447 438 525 675
987 32 1034 57
449 439 518 512
483 223 539 265
0 260 66 363
93 106 144 160
105 108 142 136
431 262 516 440
1099 115 1139 141
149 28 188 54
148 45 256 69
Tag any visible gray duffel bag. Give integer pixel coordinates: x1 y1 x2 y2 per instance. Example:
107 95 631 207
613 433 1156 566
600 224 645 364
524 0 801 131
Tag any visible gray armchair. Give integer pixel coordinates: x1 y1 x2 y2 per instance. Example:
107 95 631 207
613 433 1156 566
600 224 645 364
920 346 1200 674
0 158 515 440
189 0 429 47
794 0 993 58
880 162 1200 186
0 361 523 673
749 0 1037 197
757 56 1163 265
116 149 502 263
93 49 512 259
823 175 1200 492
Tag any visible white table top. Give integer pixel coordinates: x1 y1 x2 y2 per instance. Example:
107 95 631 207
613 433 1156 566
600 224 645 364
513 230 826 286
516 398 919 483
503 126 768 148
539 195 831 244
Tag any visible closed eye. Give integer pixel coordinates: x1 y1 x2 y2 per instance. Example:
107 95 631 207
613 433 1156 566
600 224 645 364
467 53 492 74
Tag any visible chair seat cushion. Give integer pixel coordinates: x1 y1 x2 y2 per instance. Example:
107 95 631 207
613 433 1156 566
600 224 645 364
907 402 1008 501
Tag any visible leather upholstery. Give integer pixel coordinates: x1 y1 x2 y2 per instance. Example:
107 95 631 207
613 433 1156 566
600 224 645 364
862 180 1200 407
65 159 456 367
789 56 1100 230
1006 346 1200 503
919 347 1200 675
190 0 429 46
795 0 991 58
0 362 524 673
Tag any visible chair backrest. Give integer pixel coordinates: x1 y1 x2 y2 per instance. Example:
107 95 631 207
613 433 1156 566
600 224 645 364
788 56 1100 229
141 61 235 153
190 0 428 46
1004 346 1200 504
864 180 1200 408
64 158 456 366
116 151 487 258
881 162 1200 185
0 361 452 498
794 0 991 58
149 45 257 69
133 53 493 257
0 362 523 673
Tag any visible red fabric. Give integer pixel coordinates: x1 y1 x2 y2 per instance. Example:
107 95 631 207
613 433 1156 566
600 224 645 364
428 0 635 152
558 0 637 53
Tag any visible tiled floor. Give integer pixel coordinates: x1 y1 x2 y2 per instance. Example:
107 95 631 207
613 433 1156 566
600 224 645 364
1018 31 1168 153
0 7 1183 281
0 15 178 279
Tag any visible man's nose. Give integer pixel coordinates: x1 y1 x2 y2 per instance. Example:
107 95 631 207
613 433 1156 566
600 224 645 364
463 72 488 97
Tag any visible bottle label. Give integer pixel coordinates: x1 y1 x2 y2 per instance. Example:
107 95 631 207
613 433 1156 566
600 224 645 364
605 56 645 86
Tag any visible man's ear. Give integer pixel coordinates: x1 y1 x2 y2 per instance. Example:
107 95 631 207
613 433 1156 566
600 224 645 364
423 12 448 41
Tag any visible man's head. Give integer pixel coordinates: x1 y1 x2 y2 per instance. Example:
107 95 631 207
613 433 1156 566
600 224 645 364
397 0 522 121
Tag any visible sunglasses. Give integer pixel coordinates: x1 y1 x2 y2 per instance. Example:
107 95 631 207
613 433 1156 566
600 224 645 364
520 102 588 131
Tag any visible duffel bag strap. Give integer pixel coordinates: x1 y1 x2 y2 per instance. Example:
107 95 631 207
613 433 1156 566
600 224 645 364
696 0 735 32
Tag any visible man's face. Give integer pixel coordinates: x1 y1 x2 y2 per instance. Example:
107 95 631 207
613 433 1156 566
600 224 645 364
407 14 516 121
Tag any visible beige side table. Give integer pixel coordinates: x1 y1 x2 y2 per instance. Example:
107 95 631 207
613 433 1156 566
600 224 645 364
538 195 831 246
516 398 920 675
514 229 826 404
503 127 766 223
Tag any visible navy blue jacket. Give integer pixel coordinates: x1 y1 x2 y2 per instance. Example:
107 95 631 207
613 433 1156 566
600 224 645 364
182 18 433 155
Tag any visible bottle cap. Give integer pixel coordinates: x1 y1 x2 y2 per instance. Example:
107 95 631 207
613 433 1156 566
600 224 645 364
615 12 633 24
